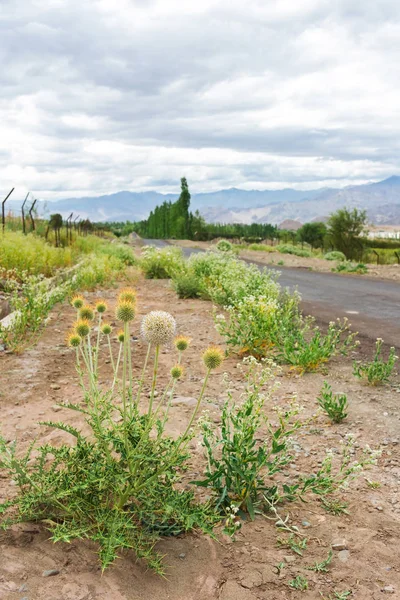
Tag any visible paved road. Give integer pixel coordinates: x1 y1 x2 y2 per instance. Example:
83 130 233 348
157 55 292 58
141 239 400 346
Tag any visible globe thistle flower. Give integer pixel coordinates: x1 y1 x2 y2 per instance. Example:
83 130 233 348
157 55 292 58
116 300 135 322
71 295 84 310
67 331 82 348
202 346 224 370
117 329 125 343
95 300 107 314
74 319 91 337
79 305 95 321
174 335 191 352
141 311 176 346
171 364 184 380
101 322 112 335
118 288 137 304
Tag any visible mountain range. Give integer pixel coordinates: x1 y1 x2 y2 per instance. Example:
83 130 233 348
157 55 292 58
6 176 400 226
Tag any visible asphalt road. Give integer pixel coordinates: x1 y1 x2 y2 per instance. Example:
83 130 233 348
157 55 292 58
141 239 400 346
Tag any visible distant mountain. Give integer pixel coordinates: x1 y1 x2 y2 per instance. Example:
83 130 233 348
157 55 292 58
5 176 400 225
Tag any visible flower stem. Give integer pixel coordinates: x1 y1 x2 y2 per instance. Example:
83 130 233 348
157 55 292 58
148 345 160 417
135 344 151 408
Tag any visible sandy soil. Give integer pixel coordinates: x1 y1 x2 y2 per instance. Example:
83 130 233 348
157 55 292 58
169 240 400 282
1 276 400 600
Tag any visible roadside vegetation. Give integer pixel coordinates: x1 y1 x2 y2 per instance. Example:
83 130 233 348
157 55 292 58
0 228 137 350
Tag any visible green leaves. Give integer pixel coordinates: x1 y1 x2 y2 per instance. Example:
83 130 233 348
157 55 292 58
317 382 348 423
353 339 397 385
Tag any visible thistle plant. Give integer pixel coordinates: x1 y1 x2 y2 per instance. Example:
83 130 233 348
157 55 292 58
0 289 223 574
353 338 398 385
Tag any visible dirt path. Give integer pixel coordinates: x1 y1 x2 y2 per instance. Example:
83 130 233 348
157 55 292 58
1 276 400 599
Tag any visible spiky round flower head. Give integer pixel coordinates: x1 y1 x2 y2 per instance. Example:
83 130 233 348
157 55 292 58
101 322 112 336
79 305 95 321
95 300 107 314
171 364 184 380
141 311 176 346
117 329 125 343
116 300 135 323
202 346 224 370
71 295 84 310
174 335 191 352
74 319 91 338
118 287 137 304
67 332 82 348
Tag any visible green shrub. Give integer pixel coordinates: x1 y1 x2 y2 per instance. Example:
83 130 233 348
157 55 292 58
333 261 368 274
324 251 346 261
187 251 279 307
276 244 312 258
353 338 397 385
216 239 233 252
215 290 301 359
172 270 204 299
141 246 184 279
317 382 348 422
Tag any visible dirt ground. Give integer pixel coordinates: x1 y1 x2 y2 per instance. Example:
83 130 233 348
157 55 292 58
170 239 400 282
1 276 400 600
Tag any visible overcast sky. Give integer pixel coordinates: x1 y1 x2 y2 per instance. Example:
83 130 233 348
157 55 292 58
1 0 400 200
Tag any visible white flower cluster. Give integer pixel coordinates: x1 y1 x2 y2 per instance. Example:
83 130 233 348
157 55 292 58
141 311 176 346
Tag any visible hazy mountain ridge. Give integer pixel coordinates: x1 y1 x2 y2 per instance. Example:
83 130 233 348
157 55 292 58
5 176 400 225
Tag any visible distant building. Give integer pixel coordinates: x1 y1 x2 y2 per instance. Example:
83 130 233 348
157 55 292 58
367 225 400 239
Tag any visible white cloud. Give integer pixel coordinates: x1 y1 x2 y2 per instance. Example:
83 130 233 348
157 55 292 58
0 0 399 201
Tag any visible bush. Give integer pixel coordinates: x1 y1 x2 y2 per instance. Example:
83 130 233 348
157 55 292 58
172 270 204 299
141 246 184 279
353 338 397 385
333 261 368 274
216 239 233 252
215 290 301 359
0 293 222 573
324 251 346 261
276 244 312 258
187 251 279 307
317 382 348 423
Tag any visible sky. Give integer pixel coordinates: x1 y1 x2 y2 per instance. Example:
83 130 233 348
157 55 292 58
1 0 400 200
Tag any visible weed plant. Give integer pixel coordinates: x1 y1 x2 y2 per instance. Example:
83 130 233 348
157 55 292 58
140 245 184 279
317 382 348 422
0 290 224 572
289 575 308 590
194 358 378 522
353 338 397 385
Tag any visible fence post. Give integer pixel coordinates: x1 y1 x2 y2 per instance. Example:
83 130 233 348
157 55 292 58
372 249 379 265
2 188 14 233
29 199 37 231
21 192 29 234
